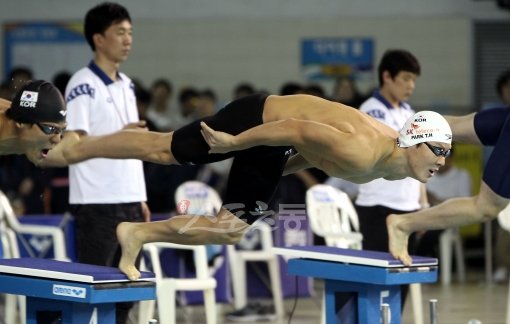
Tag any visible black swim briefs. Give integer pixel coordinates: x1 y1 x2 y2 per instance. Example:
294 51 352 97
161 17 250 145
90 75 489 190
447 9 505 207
171 94 293 224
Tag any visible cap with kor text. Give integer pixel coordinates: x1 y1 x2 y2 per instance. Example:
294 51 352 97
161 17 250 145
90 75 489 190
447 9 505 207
6 80 66 124
398 111 452 147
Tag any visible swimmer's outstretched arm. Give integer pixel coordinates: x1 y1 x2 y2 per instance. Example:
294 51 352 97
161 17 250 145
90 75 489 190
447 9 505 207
40 129 174 167
444 113 481 144
388 182 508 265
201 119 340 154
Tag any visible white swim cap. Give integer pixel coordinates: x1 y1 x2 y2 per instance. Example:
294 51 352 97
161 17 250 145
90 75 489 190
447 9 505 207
398 111 452 148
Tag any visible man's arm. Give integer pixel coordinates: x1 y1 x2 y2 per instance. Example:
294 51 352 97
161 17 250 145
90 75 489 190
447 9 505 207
39 129 174 167
387 181 508 265
445 113 482 144
201 119 342 154
38 131 83 167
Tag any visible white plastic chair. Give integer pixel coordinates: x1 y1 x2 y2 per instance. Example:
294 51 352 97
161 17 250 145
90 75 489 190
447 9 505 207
439 227 466 284
306 184 424 324
0 226 26 324
138 243 217 324
138 181 221 324
0 191 68 261
226 220 284 318
0 190 71 324
306 184 363 249
178 181 284 318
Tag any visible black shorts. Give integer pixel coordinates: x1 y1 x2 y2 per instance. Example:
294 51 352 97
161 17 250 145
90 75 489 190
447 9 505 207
171 94 292 224
474 106 510 198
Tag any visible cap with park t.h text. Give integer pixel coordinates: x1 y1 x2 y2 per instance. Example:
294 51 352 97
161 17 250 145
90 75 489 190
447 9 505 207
398 110 452 147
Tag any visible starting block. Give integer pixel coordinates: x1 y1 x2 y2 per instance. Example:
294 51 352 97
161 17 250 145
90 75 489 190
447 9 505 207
273 246 438 324
0 258 155 324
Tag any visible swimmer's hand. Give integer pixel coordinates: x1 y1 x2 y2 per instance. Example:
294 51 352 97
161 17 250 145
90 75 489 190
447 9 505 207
200 122 238 154
387 214 413 266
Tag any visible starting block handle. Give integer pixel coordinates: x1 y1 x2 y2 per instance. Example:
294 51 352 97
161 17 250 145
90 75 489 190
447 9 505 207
381 303 390 324
429 299 438 324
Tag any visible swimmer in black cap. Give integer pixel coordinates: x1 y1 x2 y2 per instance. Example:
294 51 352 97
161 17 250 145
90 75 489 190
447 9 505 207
0 80 67 164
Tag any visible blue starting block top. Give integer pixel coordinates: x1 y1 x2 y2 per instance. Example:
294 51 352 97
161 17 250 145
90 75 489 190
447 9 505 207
274 245 438 286
0 258 154 283
0 258 155 307
273 245 437 268
274 246 437 324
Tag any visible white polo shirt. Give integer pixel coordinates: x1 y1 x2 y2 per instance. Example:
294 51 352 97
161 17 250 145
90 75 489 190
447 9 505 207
65 61 147 204
355 91 421 211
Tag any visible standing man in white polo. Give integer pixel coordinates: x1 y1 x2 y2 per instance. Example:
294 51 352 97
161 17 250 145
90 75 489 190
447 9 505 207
354 49 426 309
64 3 150 323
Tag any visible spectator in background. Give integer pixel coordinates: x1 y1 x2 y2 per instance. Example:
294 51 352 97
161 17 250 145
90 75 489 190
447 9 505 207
232 82 256 100
64 3 150 323
6 67 33 99
493 68 510 283
147 78 173 131
143 85 203 213
197 88 218 118
134 84 156 131
304 83 327 99
52 71 72 95
332 76 366 108
195 89 233 196
170 87 201 130
354 49 424 310
279 81 303 96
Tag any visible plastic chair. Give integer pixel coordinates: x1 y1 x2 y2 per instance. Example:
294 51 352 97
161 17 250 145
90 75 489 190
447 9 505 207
178 181 284 318
0 195 27 324
306 184 363 249
439 227 466 284
0 226 26 324
226 220 284 318
138 242 217 324
0 190 71 324
0 191 68 261
138 181 221 324
306 184 424 324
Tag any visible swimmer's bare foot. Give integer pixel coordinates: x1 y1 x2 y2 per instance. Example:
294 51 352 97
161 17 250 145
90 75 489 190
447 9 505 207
387 214 412 266
117 222 143 280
